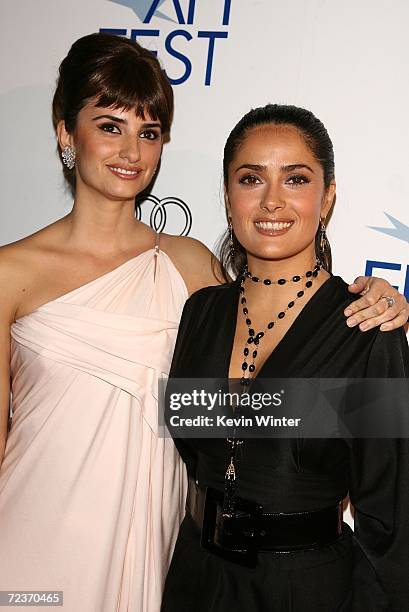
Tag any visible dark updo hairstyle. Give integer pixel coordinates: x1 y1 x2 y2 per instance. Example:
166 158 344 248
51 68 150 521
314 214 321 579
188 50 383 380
52 32 174 193
217 104 335 281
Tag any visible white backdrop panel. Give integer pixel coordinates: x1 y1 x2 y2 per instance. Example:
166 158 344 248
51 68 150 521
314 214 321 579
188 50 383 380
1 2 409 527
0 0 407 300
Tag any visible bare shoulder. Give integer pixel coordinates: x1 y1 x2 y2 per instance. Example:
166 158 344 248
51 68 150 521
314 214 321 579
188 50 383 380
0 242 32 323
0 222 63 321
159 234 225 295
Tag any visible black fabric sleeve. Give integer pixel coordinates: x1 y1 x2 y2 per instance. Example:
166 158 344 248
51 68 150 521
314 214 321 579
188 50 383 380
348 329 409 611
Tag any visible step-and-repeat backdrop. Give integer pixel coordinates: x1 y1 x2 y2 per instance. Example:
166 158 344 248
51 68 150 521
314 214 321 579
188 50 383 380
1 0 408 298
1 0 409 528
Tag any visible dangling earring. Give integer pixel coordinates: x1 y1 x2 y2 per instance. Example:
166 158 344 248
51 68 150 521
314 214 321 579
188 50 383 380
61 146 76 170
228 219 235 259
319 218 329 261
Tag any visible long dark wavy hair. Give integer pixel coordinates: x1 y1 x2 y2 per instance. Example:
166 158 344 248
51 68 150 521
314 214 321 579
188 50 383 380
215 104 335 282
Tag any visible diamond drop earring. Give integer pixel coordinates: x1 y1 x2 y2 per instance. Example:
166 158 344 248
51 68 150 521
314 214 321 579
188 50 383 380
61 146 76 170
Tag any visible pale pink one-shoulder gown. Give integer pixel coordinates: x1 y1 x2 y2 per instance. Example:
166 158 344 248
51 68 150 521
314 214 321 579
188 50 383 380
0 246 188 611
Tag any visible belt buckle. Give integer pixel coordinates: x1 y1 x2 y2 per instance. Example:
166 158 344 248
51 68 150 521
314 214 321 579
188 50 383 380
200 487 263 568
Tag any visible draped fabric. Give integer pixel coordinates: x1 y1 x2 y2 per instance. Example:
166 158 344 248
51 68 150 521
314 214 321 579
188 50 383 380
162 276 409 612
0 247 188 612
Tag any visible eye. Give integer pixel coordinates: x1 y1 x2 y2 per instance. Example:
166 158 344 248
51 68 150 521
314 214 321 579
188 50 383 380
239 174 262 186
140 129 161 140
286 174 310 185
98 122 121 134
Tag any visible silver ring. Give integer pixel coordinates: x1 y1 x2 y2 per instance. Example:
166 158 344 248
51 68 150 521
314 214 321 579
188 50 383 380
383 296 396 308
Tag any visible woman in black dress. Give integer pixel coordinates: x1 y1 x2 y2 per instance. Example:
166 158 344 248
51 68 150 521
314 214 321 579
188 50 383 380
161 104 409 611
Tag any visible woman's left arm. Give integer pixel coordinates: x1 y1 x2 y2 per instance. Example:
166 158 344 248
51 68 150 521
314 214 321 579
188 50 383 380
166 237 409 331
345 276 408 332
348 329 409 611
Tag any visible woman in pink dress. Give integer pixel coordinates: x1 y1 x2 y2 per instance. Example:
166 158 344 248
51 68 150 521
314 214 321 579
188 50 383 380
0 33 407 612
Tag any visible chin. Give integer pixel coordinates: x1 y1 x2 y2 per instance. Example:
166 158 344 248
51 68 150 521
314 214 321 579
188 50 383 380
248 245 315 263
98 189 136 203
107 183 143 199
245 242 292 259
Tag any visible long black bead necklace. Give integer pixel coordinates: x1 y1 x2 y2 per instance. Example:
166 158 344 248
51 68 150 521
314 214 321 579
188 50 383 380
222 259 322 517
239 260 321 384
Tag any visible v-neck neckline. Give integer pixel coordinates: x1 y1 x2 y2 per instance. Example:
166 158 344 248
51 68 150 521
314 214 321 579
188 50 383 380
225 274 337 381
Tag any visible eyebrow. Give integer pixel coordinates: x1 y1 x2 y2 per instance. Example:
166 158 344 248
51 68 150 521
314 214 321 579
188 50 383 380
92 114 162 129
92 114 126 123
235 163 315 173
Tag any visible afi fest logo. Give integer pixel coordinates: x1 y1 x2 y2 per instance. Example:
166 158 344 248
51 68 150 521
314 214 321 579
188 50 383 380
102 0 232 85
366 213 409 299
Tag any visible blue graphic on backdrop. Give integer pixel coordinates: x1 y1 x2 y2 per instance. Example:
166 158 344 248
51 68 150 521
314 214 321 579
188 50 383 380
366 213 409 299
102 0 232 85
368 212 409 245
109 0 176 23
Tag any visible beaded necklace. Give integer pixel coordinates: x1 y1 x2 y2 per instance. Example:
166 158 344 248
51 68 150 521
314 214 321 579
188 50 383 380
222 260 322 517
239 260 321 384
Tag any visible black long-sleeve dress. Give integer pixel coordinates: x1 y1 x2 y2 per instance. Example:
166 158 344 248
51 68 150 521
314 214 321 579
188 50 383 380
161 275 409 612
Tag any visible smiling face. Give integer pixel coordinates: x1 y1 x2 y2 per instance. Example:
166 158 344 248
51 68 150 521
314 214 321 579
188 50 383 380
57 100 163 203
225 124 335 270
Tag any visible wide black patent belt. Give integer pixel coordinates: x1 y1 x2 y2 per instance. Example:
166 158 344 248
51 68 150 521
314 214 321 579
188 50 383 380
187 477 343 567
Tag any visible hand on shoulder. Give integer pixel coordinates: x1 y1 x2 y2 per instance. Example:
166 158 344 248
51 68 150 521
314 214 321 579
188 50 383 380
159 234 226 296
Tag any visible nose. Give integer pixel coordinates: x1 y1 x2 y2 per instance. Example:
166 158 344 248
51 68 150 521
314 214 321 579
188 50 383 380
260 180 286 213
119 135 141 164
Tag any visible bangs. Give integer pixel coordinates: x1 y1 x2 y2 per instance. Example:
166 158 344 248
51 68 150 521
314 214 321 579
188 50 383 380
54 32 174 196
91 55 172 133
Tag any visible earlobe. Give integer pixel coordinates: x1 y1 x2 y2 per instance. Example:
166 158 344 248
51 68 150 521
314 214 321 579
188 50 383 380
56 120 76 170
322 182 336 217
56 120 73 151
224 188 231 218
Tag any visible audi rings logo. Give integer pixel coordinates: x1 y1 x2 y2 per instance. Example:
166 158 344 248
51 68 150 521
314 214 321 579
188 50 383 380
136 194 193 236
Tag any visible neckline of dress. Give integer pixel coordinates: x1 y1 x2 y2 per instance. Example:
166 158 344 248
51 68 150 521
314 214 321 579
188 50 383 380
13 247 187 324
226 274 339 381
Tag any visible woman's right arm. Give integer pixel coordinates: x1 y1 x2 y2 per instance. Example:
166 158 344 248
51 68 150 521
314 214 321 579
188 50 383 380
0 312 11 468
0 255 20 468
